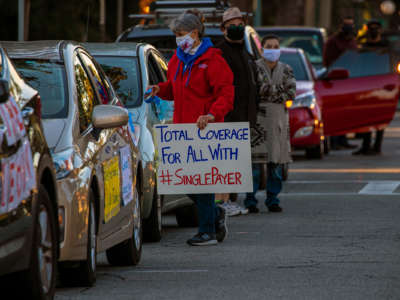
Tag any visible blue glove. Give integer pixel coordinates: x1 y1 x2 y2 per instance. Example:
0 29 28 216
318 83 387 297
144 88 161 105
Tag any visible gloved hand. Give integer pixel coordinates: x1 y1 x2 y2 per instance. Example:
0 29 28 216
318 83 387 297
144 88 161 105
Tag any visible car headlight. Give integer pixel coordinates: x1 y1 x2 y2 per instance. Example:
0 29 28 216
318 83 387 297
52 148 74 179
291 91 316 109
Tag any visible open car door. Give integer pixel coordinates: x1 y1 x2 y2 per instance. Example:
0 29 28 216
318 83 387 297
314 49 399 136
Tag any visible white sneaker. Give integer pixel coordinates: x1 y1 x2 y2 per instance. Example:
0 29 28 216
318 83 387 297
229 202 249 215
219 202 241 217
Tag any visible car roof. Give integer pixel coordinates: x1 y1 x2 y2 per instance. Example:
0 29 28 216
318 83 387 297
121 24 222 40
1 40 79 60
256 26 324 33
82 42 141 57
280 47 301 54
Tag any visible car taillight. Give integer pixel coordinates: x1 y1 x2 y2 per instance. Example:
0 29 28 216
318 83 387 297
396 62 400 74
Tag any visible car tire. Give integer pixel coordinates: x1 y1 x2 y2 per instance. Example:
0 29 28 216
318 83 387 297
19 184 57 300
106 186 142 266
143 187 162 243
305 141 324 159
59 189 97 287
175 203 198 227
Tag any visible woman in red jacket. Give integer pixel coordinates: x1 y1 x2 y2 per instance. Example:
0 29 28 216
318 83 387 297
148 10 234 246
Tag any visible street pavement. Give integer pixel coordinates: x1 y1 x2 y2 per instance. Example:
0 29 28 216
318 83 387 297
56 113 400 300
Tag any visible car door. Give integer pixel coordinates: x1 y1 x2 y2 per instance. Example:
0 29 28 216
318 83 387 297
314 49 399 136
76 50 128 242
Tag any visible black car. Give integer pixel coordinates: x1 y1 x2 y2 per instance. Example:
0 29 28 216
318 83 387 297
0 47 58 299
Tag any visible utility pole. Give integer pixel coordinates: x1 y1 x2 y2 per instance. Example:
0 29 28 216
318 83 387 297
304 0 315 26
18 0 24 41
99 0 106 42
253 0 262 26
116 0 123 37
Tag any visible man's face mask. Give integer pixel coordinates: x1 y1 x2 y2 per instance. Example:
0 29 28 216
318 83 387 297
176 32 195 53
226 24 245 41
263 48 281 62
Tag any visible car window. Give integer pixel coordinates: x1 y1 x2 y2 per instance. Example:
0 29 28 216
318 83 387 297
79 51 111 104
152 51 168 81
13 59 68 118
330 50 391 78
147 52 163 84
259 31 324 66
96 56 142 108
73 54 99 133
280 52 310 81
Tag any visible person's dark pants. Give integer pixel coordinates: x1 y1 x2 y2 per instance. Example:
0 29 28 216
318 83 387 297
359 130 384 152
187 194 219 234
245 163 283 208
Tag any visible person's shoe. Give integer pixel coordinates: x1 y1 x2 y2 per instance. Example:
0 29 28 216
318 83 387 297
215 207 228 242
219 202 240 217
247 206 259 213
364 149 381 156
268 204 283 213
227 201 249 215
187 233 217 246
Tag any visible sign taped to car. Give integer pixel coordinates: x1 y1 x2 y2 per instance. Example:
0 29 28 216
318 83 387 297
119 145 133 206
154 122 253 194
103 156 121 222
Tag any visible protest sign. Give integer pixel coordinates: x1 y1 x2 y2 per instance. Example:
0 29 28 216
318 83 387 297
155 122 253 194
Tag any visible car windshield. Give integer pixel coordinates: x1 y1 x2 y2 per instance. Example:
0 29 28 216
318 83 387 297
330 50 391 77
280 52 309 81
13 59 67 118
95 56 141 108
259 30 323 66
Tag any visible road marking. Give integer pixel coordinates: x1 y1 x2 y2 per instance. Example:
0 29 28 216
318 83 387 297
359 181 400 195
291 168 400 173
124 269 209 273
279 192 400 196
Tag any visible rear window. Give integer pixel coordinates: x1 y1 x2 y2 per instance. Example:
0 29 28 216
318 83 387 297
330 50 391 77
258 30 323 66
13 59 67 118
280 52 309 81
95 56 141 108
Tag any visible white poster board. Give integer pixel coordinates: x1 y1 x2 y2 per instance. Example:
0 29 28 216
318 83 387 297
155 122 253 195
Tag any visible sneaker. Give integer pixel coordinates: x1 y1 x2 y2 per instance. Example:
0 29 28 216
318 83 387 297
187 233 217 246
247 206 259 213
219 202 240 217
229 202 249 215
215 206 228 242
268 204 282 213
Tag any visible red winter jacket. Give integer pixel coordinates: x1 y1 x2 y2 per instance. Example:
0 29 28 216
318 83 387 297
158 47 234 123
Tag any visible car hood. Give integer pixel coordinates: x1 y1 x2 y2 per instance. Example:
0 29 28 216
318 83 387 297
296 81 314 97
41 119 66 149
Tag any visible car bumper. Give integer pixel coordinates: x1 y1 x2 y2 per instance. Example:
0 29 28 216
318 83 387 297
0 196 34 276
290 107 323 149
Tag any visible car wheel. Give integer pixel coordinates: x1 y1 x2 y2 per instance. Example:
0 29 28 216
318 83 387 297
20 184 57 300
305 141 324 159
143 186 162 243
59 189 97 287
106 186 142 266
175 203 198 227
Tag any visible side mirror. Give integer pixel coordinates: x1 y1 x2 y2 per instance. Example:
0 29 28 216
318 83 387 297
92 105 128 129
325 68 349 80
0 79 10 103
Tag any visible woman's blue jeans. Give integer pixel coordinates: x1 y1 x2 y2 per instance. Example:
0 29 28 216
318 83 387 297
245 163 283 208
187 194 219 234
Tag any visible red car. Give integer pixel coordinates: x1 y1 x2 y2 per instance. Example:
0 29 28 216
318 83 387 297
280 48 325 158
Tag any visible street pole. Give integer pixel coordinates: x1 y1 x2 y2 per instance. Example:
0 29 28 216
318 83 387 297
18 0 25 41
99 0 106 42
116 0 123 37
254 0 262 26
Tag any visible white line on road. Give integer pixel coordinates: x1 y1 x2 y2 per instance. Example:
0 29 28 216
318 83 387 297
123 269 209 273
280 192 400 196
359 181 400 195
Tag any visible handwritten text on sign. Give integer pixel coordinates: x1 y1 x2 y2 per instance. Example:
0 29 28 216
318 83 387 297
155 122 253 194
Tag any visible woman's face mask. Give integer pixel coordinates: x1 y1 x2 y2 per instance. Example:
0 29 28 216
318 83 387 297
227 24 245 41
176 32 195 53
263 48 281 62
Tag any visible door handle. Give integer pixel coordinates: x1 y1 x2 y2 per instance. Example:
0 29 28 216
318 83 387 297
383 84 396 91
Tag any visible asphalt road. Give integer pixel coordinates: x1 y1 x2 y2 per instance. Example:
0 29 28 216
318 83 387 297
56 113 400 300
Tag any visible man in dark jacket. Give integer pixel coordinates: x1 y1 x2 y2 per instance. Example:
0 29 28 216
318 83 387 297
323 16 358 150
216 7 259 213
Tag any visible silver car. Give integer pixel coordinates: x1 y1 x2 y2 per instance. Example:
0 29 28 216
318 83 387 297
5 41 143 286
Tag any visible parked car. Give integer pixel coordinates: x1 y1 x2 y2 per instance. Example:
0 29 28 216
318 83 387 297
280 48 325 158
256 26 327 75
0 46 58 299
82 42 201 228
4 40 143 286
